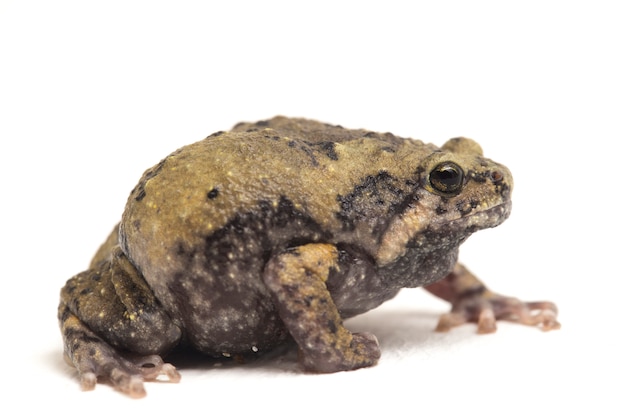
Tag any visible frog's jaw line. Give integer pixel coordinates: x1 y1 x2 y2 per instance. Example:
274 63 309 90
443 201 512 233
375 200 511 267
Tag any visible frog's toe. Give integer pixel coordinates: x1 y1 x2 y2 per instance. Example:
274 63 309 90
435 311 474 333
512 301 561 331
60 305 181 397
65 330 180 397
75 354 180 398
79 371 97 392
483 298 561 332
109 368 147 398
476 308 498 333
107 355 180 398
436 294 561 333
435 308 501 333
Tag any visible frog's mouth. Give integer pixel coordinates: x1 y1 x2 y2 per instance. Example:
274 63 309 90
443 200 512 234
409 201 512 253
472 200 511 227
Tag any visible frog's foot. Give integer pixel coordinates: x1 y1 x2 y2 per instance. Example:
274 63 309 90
71 349 180 398
60 308 180 398
300 332 381 373
435 293 561 334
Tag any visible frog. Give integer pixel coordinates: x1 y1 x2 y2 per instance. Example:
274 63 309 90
58 116 560 398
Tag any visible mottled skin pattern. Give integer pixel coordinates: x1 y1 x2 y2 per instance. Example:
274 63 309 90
59 116 560 397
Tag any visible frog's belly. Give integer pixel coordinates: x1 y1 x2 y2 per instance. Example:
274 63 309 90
157 259 398 356
184 302 290 356
158 265 290 356
146 233 398 355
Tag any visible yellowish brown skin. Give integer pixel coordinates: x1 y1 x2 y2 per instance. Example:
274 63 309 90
59 116 560 398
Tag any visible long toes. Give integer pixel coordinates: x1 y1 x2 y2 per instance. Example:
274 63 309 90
436 296 560 334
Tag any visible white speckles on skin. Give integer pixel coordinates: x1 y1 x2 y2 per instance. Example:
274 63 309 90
219 313 232 332
190 262 209 283
262 328 275 338
246 312 259 328
189 291 205 312
343 275 357 289
217 307 246 333
127 122 509 357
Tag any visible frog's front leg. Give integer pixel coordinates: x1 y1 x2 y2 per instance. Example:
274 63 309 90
263 243 381 373
426 263 560 333
59 247 182 397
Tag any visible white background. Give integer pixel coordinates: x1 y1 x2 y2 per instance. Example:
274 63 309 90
1 0 623 415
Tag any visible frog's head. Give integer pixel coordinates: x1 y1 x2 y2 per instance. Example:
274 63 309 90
419 137 513 232
376 137 512 265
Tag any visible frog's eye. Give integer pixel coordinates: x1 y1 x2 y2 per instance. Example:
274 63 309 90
429 162 464 195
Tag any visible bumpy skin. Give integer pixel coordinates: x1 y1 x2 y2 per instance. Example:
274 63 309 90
59 116 560 397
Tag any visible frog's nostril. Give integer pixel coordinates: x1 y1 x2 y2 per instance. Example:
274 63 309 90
491 170 504 183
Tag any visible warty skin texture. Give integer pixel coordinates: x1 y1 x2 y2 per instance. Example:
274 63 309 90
59 116 559 398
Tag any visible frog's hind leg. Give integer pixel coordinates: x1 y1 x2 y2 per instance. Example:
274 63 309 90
58 247 182 397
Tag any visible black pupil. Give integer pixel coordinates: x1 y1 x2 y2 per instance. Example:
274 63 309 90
435 167 459 186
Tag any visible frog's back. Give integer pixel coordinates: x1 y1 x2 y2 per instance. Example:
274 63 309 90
120 116 435 271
